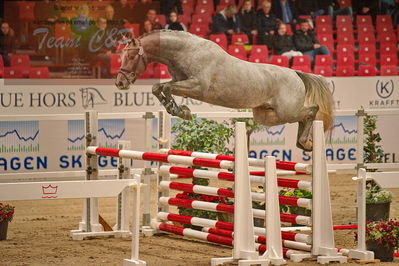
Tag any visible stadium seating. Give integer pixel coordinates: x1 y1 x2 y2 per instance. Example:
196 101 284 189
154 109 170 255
249 45 268 59
358 65 377 76
228 45 247 60
231 34 249 45
110 54 122 76
10 55 30 77
314 65 333 77
4 67 23 78
269 56 289 68
29 67 50 79
210 34 228 50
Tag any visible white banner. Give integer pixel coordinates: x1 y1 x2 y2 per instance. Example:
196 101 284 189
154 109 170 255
0 76 398 174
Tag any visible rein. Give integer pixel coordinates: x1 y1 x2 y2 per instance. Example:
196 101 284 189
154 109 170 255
118 38 147 83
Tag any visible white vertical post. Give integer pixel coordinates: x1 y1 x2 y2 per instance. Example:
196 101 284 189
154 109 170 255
261 156 286 265
312 121 347 264
123 174 147 265
348 168 374 260
142 112 155 230
115 140 131 237
157 111 171 214
356 108 365 168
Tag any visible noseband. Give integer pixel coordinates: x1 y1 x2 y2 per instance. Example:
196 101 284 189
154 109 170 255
118 38 147 83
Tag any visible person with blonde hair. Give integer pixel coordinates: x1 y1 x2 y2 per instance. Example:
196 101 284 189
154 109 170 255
212 4 240 36
237 0 257 44
257 1 278 49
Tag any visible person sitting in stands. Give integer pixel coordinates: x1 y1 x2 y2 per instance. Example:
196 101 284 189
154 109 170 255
352 0 378 20
212 5 240 36
296 0 323 20
271 0 298 26
316 0 353 20
143 19 154 34
132 0 159 24
165 11 187 31
146 9 163 30
112 0 132 24
257 1 278 49
159 0 183 16
0 21 16 66
293 19 329 62
237 0 258 44
273 23 302 59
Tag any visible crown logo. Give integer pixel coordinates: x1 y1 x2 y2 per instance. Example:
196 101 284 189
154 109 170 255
42 185 58 198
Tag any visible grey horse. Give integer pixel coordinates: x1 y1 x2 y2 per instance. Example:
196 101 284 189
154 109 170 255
115 30 334 151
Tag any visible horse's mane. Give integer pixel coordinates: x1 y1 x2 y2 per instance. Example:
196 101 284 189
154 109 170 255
138 29 198 39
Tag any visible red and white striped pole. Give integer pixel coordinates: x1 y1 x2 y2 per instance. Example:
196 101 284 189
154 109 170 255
159 165 312 190
159 148 311 172
159 181 312 209
158 197 312 226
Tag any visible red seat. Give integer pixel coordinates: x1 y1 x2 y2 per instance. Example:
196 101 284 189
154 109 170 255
291 65 312 73
377 25 394 35
358 54 377 67
337 54 355 66
156 15 166 26
181 0 195 4
357 32 376 45
4 67 23 78
110 54 122 76
250 45 268 58
356 15 373 26
338 0 352 8
269 56 289 67
315 55 333 67
376 15 393 29
194 5 213 15
124 23 140 37
378 32 397 44
380 43 397 55
179 14 191 26
192 14 212 25
314 65 333 77
336 44 354 56
357 24 374 35
138 63 154 79
318 34 334 52
380 54 398 67
10 55 30 77
18 1 35 21
337 33 355 45
316 16 332 26
335 65 355 76
292 55 311 69
336 25 354 35
358 44 376 55
182 3 194 15
231 34 249 44
196 0 214 7
248 55 268 63
316 24 333 35
380 65 398 76
189 24 209 37
336 15 352 28
0 57 3 78
29 67 50 79
153 64 171 79
219 0 235 5
55 23 72 39
228 45 247 60
358 65 377 76
210 34 228 50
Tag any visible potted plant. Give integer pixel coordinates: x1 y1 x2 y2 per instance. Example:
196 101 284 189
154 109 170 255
365 219 399 262
0 203 15 240
171 116 234 227
279 188 312 225
363 115 392 221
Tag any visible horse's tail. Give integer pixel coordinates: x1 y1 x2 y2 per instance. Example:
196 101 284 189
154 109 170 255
295 71 334 132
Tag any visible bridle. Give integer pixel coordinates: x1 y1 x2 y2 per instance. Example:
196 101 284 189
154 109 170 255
118 38 147 83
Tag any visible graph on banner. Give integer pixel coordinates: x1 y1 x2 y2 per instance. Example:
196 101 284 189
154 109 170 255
329 116 357 144
67 119 126 151
0 121 40 153
250 125 286 146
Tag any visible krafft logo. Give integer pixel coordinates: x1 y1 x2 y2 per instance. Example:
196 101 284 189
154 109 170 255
369 79 399 108
376 80 394 99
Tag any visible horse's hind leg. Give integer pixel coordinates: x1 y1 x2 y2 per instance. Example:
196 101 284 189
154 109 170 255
152 79 202 120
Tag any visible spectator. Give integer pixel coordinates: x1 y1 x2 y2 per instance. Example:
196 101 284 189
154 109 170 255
112 0 133 24
318 0 353 20
90 17 115 78
237 0 258 44
212 5 240 36
257 1 278 49
159 0 183 16
165 11 187 31
143 19 154 34
132 0 160 24
272 0 298 25
145 9 163 31
273 23 302 59
294 19 329 62
296 0 323 19
0 21 16 66
352 0 378 19
105 5 124 30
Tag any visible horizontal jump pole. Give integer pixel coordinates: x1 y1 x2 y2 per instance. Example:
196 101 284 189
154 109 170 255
160 165 312 190
160 181 312 208
0 180 138 201
157 212 311 244
202 227 312 252
159 197 312 226
87 147 234 169
160 149 311 172
152 221 309 259
333 224 358 230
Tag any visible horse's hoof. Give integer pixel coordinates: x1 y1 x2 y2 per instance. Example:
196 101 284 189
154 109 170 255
180 105 192 120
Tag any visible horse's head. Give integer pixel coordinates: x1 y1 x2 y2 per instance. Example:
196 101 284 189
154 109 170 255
115 38 147 90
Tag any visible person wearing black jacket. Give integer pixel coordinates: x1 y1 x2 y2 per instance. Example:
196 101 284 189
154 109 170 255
159 0 183 16
271 0 298 25
352 0 379 19
165 11 187 31
293 19 329 62
257 1 278 49
273 23 302 59
319 0 353 20
0 21 16 66
237 0 257 44
212 5 240 36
